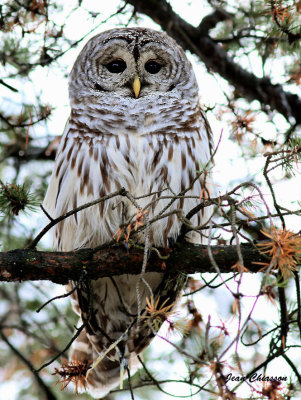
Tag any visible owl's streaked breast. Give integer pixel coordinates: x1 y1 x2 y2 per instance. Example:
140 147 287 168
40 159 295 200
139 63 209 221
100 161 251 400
44 96 211 251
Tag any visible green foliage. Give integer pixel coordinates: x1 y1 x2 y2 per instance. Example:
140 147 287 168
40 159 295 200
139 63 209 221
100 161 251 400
0 181 39 218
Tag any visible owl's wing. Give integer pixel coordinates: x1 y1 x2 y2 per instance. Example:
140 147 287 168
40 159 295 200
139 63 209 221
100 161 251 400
43 119 70 217
43 123 131 250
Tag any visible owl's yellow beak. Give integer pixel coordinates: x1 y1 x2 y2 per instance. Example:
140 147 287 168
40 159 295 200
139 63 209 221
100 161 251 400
133 76 141 98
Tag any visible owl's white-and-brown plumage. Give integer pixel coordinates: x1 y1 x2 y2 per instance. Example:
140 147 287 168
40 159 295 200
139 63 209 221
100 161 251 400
43 27 213 398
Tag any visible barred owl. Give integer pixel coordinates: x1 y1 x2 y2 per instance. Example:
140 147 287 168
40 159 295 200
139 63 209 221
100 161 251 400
43 27 213 398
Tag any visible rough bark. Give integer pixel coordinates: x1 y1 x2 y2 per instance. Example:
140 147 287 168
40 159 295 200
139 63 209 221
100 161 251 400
0 243 268 285
127 0 301 124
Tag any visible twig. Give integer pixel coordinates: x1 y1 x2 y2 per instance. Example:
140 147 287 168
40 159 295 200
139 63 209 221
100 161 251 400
282 353 301 385
121 190 153 323
294 271 301 339
28 189 124 249
0 79 18 92
125 361 135 400
40 204 54 222
263 155 285 228
35 279 81 313
277 273 288 349
34 323 85 372
0 329 57 399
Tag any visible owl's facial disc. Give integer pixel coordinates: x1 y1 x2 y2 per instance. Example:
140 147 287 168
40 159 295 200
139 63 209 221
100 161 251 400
69 30 195 102
87 37 183 98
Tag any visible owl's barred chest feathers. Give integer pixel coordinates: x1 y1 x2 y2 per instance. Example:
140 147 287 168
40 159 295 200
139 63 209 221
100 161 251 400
47 96 210 250
70 92 201 135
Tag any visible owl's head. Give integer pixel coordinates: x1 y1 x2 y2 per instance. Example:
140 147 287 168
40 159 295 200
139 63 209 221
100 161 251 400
69 27 198 103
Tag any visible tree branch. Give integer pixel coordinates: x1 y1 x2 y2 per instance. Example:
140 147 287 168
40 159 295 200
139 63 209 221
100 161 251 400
127 0 301 124
2 143 56 162
198 8 233 36
0 330 57 400
0 243 269 285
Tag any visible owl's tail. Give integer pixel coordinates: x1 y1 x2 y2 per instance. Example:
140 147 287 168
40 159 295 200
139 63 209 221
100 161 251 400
69 328 139 399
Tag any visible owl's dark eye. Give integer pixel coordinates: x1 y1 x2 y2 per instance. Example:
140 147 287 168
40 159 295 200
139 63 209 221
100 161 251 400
105 59 127 73
145 60 162 74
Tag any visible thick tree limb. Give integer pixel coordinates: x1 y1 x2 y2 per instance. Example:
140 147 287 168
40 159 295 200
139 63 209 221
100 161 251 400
127 0 301 124
0 243 268 285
